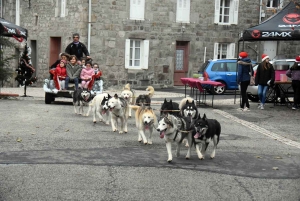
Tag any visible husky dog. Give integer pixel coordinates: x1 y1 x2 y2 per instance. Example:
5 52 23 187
179 97 198 121
121 83 136 118
73 88 93 115
135 86 155 107
107 94 128 134
131 105 158 145
85 93 111 124
193 114 221 160
160 98 180 119
156 114 193 162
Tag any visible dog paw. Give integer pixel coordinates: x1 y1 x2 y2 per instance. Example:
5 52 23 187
124 130 128 133
113 129 117 132
210 156 215 159
119 131 123 134
185 157 190 160
144 141 148 145
93 121 96 123
147 141 152 145
105 122 109 125
199 157 204 160
167 159 172 163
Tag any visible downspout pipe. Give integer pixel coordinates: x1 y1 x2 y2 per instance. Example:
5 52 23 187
88 0 91 53
259 0 262 24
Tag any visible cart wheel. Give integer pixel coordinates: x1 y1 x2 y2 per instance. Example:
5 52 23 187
45 93 53 104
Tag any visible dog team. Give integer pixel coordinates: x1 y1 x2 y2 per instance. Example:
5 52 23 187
73 83 221 163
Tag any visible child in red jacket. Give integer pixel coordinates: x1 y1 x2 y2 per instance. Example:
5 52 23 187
56 60 67 90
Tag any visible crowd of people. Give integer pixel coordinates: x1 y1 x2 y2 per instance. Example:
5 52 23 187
237 52 300 111
49 33 103 94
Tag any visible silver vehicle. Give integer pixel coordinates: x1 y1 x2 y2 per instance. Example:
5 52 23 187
245 59 294 102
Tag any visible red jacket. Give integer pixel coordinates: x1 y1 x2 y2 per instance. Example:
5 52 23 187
55 65 67 80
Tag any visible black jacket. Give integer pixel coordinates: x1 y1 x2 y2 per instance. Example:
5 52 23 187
255 63 275 86
65 42 90 60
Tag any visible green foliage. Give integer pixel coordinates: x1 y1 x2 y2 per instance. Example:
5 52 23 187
0 37 15 84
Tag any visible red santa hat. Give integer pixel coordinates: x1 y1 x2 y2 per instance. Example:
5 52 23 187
261 54 269 62
295 56 300 62
239 52 248 59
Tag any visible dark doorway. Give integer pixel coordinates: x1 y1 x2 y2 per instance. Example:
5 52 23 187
174 41 189 86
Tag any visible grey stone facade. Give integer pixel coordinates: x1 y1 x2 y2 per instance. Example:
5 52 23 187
1 0 300 88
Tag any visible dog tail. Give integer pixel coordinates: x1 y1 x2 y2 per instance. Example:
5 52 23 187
130 105 140 111
179 97 194 110
124 83 131 91
216 120 221 145
146 86 154 98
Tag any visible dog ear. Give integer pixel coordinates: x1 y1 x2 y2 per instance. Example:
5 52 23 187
107 94 112 99
170 99 172 104
164 116 173 128
164 98 167 103
186 100 189 104
198 113 201 119
202 113 207 121
192 100 195 105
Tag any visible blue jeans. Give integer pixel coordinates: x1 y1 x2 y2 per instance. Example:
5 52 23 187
65 77 79 90
258 85 268 104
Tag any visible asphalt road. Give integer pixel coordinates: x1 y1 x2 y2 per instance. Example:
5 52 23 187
0 98 299 201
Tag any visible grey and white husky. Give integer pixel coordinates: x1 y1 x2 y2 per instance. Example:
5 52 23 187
156 114 193 162
107 94 129 134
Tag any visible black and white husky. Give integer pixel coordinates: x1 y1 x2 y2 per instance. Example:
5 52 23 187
73 88 93 115
86 93 111 124
193 114 221 160
156 114 193 162
107 94 128 134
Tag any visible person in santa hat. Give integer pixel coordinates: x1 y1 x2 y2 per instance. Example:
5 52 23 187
286 56 300 110
255 54 275 110
237 51 253 111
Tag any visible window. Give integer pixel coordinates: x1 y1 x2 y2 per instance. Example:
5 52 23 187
214 0 239 25
213 43 235 59
125 39 149 69
130 0 145 20
267 0 283 8
61 0 66 17
176 0 190 23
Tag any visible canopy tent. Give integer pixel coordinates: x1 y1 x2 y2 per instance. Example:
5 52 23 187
0 18 27 40
240 2 300 42
234 2 300 105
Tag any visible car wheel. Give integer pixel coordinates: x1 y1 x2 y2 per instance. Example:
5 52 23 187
45 93 53 104
211 81 226 95
247 94 259 102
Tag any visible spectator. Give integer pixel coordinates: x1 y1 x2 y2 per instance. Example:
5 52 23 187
56 60 67 90
49 53 70 70
237 51 253 111
65 55 82 90
80 61 94 89
286 56 300 110
255 54 275 110
65 33 90 61
92 63 103 94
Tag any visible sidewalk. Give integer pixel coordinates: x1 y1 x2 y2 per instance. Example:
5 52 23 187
0 86 186 99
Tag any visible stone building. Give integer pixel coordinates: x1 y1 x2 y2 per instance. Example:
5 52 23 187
1 0 300 88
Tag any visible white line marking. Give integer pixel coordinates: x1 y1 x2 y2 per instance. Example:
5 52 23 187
214 109 300 149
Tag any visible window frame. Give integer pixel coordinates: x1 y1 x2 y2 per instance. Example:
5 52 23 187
176 0 191 23
213 42 235 59
130 0 145 21
267 0 283 9
125 39 149 70
214 0 239 25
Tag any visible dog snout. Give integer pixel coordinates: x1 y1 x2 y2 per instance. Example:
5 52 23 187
156 128 160 132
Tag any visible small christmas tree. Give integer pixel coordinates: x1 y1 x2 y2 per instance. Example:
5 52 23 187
15 44 37 87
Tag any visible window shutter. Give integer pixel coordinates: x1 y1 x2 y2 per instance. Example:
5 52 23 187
142 40 149 69
232 0 239 25
213 43 219 59
182 0 190 23
130 0 136 20
138 0 145 20
227 43 235 59
214 0 220 24
61 0 66 17
125 39 130 69
176 0 183 22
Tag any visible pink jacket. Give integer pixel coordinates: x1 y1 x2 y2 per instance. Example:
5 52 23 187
80 68 94 80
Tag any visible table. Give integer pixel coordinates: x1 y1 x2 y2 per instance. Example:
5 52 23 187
273 81 293 107
180 78 225 108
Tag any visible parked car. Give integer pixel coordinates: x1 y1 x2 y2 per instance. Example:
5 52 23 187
246 59 294 102
199 59 256 94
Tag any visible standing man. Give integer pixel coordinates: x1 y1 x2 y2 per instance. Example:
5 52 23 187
65 33 91 61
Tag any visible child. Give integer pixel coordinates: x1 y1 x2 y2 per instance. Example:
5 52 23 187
92 63 103 94
81 58 86 68
56 60 67 90
80 61 94 89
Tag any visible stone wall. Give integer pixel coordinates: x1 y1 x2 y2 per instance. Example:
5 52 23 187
2 0 300 88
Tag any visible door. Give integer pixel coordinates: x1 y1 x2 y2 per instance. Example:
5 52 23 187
49 37 61 67
174 41 189 86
